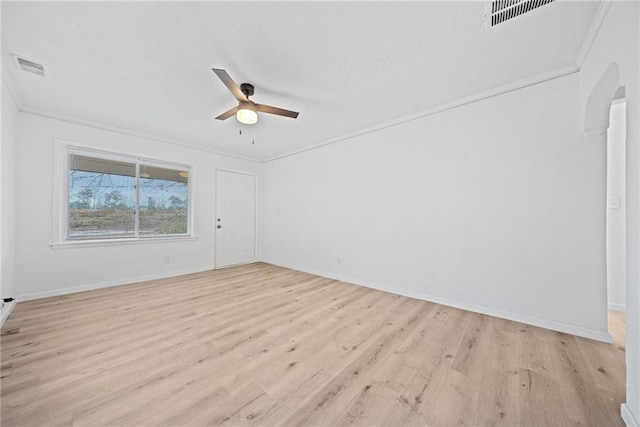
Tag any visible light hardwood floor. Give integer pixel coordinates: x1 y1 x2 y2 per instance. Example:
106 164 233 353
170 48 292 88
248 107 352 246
1 263 626 426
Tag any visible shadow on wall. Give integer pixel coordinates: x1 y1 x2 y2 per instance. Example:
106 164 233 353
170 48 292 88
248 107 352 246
584 63 621 136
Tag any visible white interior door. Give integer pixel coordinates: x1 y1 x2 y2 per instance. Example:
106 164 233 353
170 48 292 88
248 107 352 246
215 170 256 268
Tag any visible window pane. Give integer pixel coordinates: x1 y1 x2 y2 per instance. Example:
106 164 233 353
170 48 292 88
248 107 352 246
68 154 136 239
139 165 189 236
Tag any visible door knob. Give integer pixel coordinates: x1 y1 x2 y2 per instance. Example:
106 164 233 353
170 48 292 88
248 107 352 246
217 225 222 229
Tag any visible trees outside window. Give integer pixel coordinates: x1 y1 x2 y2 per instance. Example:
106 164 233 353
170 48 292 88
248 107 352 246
67 150 190 240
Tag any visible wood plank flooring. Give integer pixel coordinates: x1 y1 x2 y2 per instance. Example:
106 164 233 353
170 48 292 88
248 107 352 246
1 263 626 426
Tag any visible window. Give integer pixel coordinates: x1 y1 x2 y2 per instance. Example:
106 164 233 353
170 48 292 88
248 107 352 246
67 148 190 240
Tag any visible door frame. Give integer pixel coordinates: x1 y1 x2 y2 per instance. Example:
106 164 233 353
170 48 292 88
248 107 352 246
214 168 258 269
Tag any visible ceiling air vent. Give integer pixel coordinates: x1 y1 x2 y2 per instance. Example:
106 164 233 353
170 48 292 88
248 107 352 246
489 0 556 27
12 54 46 77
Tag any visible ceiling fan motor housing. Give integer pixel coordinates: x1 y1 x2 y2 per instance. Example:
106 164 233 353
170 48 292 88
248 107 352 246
240 83 254 97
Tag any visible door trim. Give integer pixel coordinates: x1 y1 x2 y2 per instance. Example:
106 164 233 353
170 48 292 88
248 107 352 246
214 168 258 269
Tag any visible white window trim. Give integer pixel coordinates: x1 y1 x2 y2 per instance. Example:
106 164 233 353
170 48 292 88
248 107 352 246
50 236 198 250
52 139 197 248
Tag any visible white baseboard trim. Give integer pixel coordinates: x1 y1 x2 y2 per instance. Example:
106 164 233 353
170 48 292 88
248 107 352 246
262 259 612 343
1 299 17 326
608 302 626 312
623 404 640 427
16 265 216 302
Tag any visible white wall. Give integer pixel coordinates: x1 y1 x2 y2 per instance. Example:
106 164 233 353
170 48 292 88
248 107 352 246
262 72 610 342
579 2 639 426
13 111 260 299
607 100 626 312
1 80 18 306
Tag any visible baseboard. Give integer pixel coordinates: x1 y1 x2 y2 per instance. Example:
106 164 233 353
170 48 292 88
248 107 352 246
16 265 216 302
608 302 626 312
262 259 612 343
1 299 17 326
622 404 640 427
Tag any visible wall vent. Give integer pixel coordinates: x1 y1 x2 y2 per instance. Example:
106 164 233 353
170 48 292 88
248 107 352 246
12 54 46 77
489 0 556 27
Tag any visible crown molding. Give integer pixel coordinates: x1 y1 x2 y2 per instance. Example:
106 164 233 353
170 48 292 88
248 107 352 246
263 63 580 163
3 62 586 166
2 72 260 164
3 0 609 166
575 0 612 69
263 0 612 164
16 105 260 163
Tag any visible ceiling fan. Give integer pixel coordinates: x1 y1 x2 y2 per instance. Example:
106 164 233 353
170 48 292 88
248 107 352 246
212 68 299 125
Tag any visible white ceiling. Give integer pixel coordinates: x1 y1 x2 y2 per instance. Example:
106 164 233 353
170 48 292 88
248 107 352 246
2 1 601 162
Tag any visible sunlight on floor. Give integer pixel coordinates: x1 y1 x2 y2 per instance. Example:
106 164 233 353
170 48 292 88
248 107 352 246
609 309 626 350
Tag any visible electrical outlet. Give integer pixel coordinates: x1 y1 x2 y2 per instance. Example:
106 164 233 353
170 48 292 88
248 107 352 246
162 256 170 265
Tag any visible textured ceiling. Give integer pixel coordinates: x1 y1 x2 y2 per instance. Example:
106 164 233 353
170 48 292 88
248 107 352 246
2 1 601 161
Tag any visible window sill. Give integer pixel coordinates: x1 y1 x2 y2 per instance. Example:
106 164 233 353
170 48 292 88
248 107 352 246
50 235 199 250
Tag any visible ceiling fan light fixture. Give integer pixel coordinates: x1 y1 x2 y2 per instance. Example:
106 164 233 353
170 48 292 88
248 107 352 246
237 102 258 125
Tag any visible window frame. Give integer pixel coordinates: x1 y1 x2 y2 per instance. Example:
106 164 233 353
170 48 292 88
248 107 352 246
53 141 196 248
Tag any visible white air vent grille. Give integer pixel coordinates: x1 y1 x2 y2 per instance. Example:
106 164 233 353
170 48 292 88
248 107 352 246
12 54 46 77
490 0 555 26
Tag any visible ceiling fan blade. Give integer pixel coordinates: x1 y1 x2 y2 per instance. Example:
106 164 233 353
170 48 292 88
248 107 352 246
255 103 299 119
215 106 239 120
212 68 248 102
